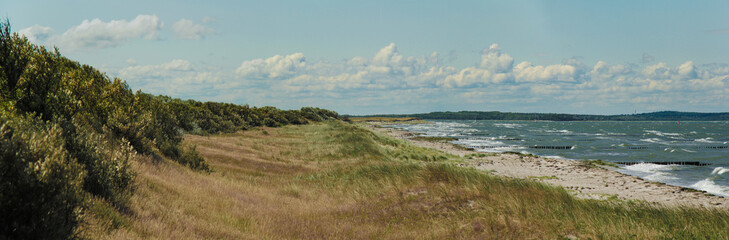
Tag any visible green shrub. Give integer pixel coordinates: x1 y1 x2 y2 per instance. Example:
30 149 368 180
0 114 85 239
179 145 211 171
67 121 136 208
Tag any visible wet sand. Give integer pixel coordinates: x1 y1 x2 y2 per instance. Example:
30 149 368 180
367 123 729 209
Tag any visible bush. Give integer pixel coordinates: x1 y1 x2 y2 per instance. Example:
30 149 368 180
0 114 85 239
179 145 211 171
66 121 136 208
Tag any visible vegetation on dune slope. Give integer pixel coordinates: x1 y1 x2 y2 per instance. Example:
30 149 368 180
0 19 338 238
82 120 729 239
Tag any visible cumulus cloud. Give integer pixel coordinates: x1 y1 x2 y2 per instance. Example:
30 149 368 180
513 62 576 82
235 53 307 79
20 15 216 51
437 44 579 87
18 25 53 43
436 45 516 87
479 44 514 73
234 43 447 92
677 61 697 79
440 67 510 87
642 62 672 79
592 61 631 76
172 18 213 40
55 15 162 49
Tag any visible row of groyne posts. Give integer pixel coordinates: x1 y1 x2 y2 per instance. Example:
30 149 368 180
471 145 721 166
476 145 727 150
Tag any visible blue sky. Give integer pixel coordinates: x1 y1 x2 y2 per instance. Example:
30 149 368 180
4 0 729 114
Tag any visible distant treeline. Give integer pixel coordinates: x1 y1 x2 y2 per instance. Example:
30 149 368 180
0 19 338 239
356 111 729 121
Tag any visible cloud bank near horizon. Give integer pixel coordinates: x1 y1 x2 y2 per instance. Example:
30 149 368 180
115 42 728 114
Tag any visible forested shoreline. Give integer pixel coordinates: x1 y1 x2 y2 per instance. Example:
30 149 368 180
356 110 729 121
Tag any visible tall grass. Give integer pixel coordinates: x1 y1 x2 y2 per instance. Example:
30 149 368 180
83 120 729 239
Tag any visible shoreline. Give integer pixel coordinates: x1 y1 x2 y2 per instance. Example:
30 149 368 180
365 123 729 208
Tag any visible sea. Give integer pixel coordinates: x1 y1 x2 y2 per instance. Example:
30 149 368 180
389 120 729 197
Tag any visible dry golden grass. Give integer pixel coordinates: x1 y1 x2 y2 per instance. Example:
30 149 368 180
81 121 729 239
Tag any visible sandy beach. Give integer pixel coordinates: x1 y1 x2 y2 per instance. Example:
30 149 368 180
366 123 729 209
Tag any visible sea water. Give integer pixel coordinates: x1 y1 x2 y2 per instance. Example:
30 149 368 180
390 120 729 196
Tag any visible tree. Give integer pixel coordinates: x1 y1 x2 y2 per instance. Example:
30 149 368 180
0 18 30 100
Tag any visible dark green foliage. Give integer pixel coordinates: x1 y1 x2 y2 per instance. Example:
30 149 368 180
0 18 29 99
0 114 85 239
66 121 135 207
161 99 341 135
302 107 339 121
179 145 211 171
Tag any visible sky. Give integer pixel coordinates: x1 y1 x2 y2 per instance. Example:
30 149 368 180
4 0 729 115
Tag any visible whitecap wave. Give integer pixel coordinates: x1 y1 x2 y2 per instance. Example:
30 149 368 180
622 163 680 182
400 121 478 138
493 123 523 129
695 137 720 143
623 163 677 173
645 130 682 137
644 172 679 182
545 129 572 134
712 167 729 175
640 138 665 144
690 179 729 197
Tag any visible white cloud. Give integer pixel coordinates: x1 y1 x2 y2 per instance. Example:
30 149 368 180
513 62 577 82
372 43 403 67
439 67 510 87
677 61 697 79
591 61 632 81
479 44 514 73
55 15 162 50
235 53 307 79
642 62 672 79
234 43 447 91
172 18 213 40
18 24 53 43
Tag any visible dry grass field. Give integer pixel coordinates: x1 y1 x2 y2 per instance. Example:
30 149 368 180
80 121 729 239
